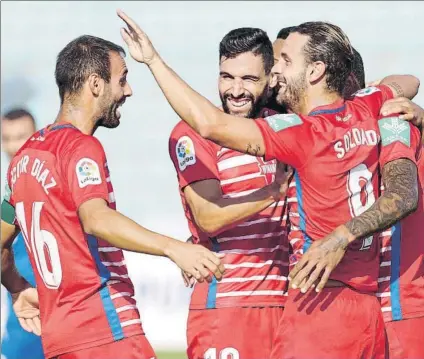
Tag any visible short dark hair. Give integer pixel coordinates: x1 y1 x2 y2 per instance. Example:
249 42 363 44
276 26 296 40
292 21 354 95
219 28 274 75
3 108 36 126
55 35 125 103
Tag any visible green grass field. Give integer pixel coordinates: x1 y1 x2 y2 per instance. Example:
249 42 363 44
157 351 187 359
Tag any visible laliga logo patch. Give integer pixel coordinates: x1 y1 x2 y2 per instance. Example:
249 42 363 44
354 86 381 97
176 136 196 171
76 158 102 188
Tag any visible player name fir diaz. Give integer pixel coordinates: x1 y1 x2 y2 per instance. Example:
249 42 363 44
10 155 57 194
334 128 378 159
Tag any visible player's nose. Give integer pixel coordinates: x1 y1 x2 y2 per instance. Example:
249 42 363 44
124 82 133 97
230 79 244 98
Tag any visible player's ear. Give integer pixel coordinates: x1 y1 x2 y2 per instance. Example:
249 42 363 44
308 61 326 85
88 73 104 97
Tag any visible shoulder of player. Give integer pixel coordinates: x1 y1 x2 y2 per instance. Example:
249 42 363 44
63 130 105 155
169 120 214 147
261 113 315 132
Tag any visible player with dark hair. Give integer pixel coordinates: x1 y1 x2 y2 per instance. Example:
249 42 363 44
1 34 225 359
1 109 44 359
117 12 420 358
169 27 291 359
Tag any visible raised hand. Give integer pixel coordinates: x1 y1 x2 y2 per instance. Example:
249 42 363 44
117 9 160 65
11 286 41 336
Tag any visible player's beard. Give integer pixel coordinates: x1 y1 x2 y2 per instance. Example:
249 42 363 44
97 97 123 129
275 70 307 113
220 84 270 119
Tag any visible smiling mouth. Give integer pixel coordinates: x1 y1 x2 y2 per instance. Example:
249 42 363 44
227 97 251 108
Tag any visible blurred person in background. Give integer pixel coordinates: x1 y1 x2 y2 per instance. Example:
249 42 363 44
169 27 292 359
1 108 44 359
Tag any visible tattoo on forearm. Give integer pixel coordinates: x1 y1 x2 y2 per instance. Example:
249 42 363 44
389 82 405 97
345 159 418 239
246 143 261 156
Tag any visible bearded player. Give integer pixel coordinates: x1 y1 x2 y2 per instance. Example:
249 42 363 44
1 35 225 359
117 12 420 358
169 28 292 359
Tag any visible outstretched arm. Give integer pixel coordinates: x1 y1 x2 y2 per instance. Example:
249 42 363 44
117 10 266 157
379 75 420 100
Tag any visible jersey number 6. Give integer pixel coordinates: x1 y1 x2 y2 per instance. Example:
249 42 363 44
15 201 63 289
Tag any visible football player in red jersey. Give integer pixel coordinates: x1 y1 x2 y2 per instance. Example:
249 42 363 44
169 28 292 359
0 35 225 359
117 11 420 358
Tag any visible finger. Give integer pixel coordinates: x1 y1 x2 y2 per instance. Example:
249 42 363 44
316 266 333 292
25 318 39 335
290 261 316 289
196 264 212 283
120 27 133 45
190 268 204 283
182 271 189 287
399 113 414 121
31 316 42 336
18 317 32 333
300 265 324 294
202 258 222 281
288 256 308 281
215 252 225 259
189 276 196 288
117 9 143 36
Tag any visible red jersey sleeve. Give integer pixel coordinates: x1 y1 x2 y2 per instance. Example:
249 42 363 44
169 122 219 189
63 135 110 209
352 85 394 117
378 115 422 168
254 114 313 169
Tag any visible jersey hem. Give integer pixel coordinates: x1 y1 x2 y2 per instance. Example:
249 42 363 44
189 298 286 309
44 326 143 358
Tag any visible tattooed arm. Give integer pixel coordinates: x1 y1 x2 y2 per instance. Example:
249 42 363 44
345 158 418 238
289 158 419 293
380 75 420 100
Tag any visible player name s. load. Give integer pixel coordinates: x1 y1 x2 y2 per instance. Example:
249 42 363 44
334 128 378 159
10 155 57 195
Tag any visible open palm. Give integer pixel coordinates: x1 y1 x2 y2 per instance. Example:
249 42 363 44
117 9 159 65
11 286 41 336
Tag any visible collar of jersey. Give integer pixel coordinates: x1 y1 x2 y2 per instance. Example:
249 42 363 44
40 122 77 136
309 98 346 116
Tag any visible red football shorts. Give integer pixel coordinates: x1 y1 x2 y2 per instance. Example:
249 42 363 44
270 287 386 359
55 334 156 359
187 306 284 359
385 316 424 359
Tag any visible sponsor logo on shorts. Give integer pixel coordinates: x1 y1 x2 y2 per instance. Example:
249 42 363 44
76 158 102 188
176 136 196 171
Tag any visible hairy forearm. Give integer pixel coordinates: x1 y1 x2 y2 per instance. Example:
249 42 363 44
192 184 280 236
1 246 30 293
85 207 177 257
380 75 420 100
148 57 224 138
344 159 418 241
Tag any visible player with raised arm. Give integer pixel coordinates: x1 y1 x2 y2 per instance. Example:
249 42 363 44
117 11 420 358
0 35 225 359
169 28 292 359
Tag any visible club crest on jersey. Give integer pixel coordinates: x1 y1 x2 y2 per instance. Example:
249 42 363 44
354 86 381 97
176 136 196 171
360 236 373 251
257 158 276 184
265 114 303 132
3 182 12 201
76 158 102 188
378 117 410 147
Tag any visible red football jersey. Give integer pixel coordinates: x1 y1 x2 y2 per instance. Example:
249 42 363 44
4 123 143 357
378 139 424 322
169 119 290 309
254 85 417 292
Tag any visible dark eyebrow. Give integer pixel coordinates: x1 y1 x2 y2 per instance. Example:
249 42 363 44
219 71 233 77
121 68 128 77
241 75 260 81
281 52 291 61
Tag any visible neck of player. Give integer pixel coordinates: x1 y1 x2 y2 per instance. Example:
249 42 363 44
301 88 342 115
55 100 98 135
